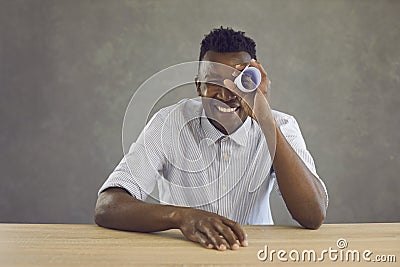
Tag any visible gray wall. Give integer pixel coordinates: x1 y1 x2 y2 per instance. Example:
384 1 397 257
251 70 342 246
1 0 399 224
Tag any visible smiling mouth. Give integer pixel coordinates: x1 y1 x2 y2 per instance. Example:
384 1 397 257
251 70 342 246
216 105 240 113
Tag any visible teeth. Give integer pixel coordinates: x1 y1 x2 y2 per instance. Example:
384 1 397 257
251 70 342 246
217 106 237 113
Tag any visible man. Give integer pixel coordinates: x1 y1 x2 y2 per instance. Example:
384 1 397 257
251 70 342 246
95 27 328 251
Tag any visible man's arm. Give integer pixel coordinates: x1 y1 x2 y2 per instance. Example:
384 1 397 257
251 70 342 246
252 107 326 229
251 59 326 229
94 187 248 250
271 125 327 229
227 59 327 229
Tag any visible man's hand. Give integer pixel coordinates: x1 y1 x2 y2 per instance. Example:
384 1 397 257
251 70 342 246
177 207 248 251
224 59 274 125
238 58 272 98
95 188 248 251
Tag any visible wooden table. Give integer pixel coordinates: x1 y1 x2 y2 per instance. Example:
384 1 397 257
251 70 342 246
0 223 398 266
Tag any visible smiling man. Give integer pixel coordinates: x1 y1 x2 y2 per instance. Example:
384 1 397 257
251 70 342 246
197 51 254 135
95 27 328 251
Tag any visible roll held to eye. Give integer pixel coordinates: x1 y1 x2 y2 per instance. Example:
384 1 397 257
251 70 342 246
234 65 261 92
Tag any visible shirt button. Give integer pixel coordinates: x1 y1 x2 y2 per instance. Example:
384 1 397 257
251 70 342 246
223 153 229 159
222 137 229 142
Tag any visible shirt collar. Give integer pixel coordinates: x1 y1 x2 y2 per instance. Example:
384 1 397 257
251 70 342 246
200 109 251 146
230 116 251 146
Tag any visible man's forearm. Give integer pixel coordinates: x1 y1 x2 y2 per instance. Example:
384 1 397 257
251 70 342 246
95 187 181 232
94 187 248 251
256 110 326 229
272 127 327 229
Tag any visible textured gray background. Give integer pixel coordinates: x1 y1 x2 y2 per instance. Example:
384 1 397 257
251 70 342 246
1 0 399 224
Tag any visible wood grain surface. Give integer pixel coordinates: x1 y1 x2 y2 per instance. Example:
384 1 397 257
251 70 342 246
0 223 398 266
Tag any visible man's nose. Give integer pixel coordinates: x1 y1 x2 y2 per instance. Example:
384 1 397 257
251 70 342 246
217 87 236 102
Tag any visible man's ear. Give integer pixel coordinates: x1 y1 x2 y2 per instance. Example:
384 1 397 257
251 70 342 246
195 76 202 96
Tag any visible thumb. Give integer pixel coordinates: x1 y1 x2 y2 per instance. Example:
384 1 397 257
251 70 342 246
223 79 236 92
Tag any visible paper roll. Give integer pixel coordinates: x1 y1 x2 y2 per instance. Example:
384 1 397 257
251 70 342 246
234 65 261 92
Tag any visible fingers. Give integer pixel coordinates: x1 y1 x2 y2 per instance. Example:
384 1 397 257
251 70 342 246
249 59 271 92
202 226 228 251
199 218 247 251
223 79 241 97
213 223 240 250
185 230 213 249
194 231 214 249
234 63 247 72
249 59 266 74
179 209 247 251
223 219 248 247
235 59 271 95
193 221 246 251
223 78 236 91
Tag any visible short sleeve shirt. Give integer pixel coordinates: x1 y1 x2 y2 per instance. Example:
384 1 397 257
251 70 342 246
99 98 328 225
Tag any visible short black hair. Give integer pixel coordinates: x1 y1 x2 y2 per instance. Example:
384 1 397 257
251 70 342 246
199 27 257 61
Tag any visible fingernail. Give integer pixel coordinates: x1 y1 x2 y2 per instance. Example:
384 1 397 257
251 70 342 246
242 240 248 247
232 243 239 250
251 59 256 62
235 64 240 68
219 244 226 251
207 244 213 249
223 79 231 87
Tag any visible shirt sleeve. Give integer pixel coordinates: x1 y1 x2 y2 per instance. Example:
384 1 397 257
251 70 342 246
98 110 167 200
271 112 329 208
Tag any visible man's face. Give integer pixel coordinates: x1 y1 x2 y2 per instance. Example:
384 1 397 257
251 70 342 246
197 51 252 135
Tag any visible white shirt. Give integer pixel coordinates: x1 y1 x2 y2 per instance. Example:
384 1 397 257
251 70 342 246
99 98 328 225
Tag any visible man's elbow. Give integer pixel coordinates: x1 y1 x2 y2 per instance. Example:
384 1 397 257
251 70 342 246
94 195 116 229
303 216 325 230
301 209 326 230
294 204 326 230
94 203 109 228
